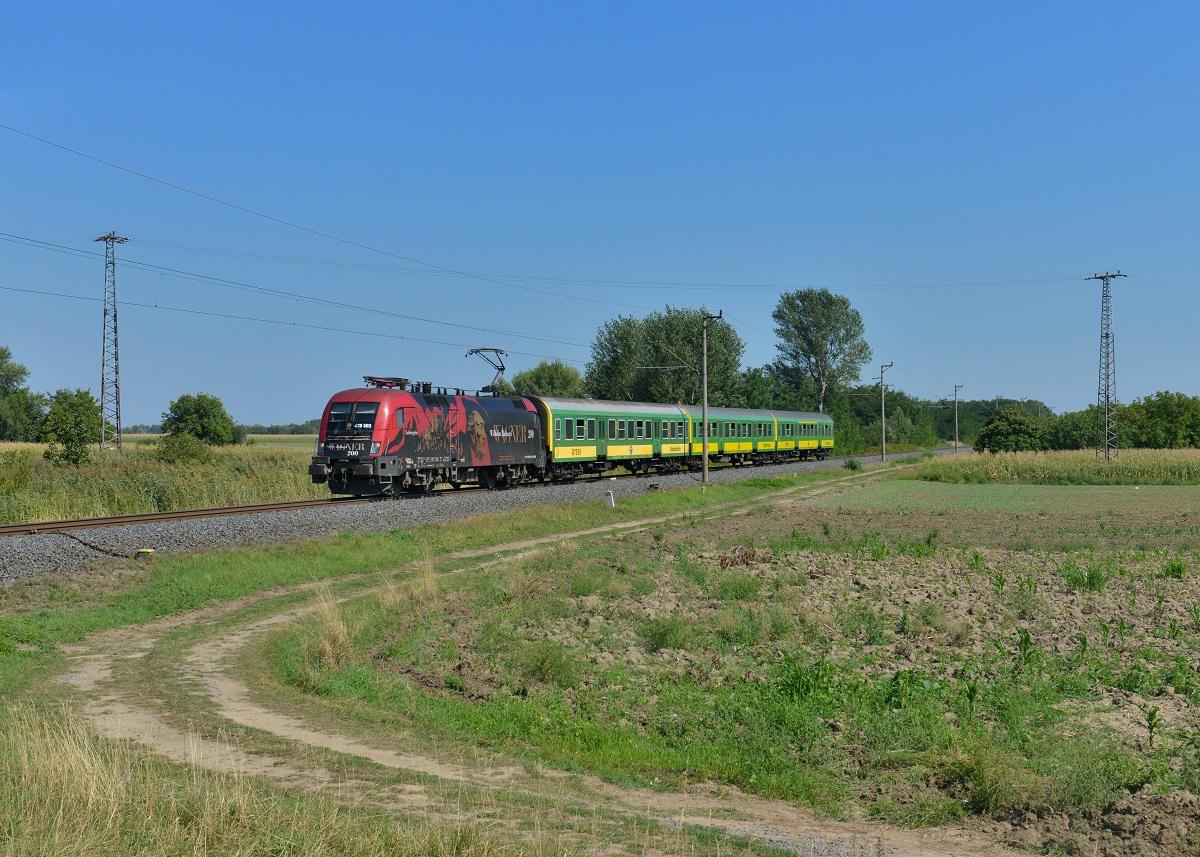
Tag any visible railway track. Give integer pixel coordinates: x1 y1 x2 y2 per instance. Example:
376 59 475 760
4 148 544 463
0 450 943 541
0 497 373 539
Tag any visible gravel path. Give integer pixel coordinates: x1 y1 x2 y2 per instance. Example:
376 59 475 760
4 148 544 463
0 451 946 583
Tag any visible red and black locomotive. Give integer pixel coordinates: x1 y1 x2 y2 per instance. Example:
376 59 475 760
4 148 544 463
309 377 544 495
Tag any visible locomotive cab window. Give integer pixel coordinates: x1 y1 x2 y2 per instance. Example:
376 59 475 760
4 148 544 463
326 401 379 437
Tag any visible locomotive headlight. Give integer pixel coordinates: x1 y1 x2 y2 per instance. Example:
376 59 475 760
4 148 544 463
316 441 326 454
370 442 381 455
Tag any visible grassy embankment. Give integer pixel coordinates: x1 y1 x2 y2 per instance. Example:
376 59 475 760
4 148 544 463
0 470 848 856
0 436 323 525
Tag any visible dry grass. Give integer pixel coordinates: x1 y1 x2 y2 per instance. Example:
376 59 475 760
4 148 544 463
0 439 325 524
916 448 1200 485
0 702 514 856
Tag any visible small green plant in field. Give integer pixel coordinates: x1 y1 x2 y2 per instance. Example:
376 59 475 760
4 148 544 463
844 604 887 645
1169 618 1181 640
1140 705 1163 750
1097 618 1112 647
512 640 578 688
775 654 834 702
843 457 862 471
969 549 984 571
962 677 980 717
638 616 692 652
992 571 1007 596
1061 557 1107 592
1014 628 1036 670
715 574 762 602
1163 558 1188 579
1190 603 1200 631
568 572 602 597
1073 633 1088 662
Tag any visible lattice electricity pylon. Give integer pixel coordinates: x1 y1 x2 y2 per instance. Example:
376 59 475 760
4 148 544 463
1088 271 1126 461
95 232 129 451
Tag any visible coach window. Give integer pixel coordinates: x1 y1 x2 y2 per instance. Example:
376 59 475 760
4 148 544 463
587 418 596 440
634 420 642 439
565 419 574 440
576 419 585 438
607 419 616 440
554 418 561 440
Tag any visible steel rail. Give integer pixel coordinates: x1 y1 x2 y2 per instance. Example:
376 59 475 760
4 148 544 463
0 497 372 538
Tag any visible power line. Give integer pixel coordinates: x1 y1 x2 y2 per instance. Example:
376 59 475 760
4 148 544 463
123 239 1084 293
0 232 589 349
0 122 657 310
0 282 585 365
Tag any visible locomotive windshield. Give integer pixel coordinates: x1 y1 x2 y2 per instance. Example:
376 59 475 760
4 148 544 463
326 401 380 437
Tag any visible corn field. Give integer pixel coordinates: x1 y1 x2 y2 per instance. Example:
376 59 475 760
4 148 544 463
917 448 1200 485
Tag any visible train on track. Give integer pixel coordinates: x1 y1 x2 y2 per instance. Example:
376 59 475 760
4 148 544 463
309 377 835 496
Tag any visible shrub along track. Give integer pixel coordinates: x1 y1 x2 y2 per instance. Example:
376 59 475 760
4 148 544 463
52 469 1021 857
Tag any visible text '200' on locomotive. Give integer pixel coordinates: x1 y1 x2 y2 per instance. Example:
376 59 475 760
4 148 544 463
309 376 837 496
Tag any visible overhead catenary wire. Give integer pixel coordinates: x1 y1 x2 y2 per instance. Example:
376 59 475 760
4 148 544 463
0 282 585 364
124 239 1085 293
0 122 657 311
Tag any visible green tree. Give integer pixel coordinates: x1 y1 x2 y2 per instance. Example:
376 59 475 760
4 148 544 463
162 393 243 445
772 288 872 412
40 388 102 466
585 307 744 406
509 359 585 397
1046 408 1096 450
975 406 1047 453
0 388 47 442
0 347 47 441
0 346 29 397
1127 392 1200 448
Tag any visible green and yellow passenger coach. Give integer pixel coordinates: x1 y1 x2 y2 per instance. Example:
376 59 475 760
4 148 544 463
530 396 834 480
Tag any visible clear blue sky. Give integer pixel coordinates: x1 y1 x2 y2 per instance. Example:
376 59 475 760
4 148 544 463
3 2 1197 424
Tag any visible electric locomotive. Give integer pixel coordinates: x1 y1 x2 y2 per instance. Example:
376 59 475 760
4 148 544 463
308 377 544 496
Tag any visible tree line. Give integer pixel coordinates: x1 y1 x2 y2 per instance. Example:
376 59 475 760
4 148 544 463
0 346 246 465
8 285 1199 462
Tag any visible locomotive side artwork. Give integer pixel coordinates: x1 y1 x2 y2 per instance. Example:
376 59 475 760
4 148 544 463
309 377 543 495
311 377 835 496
